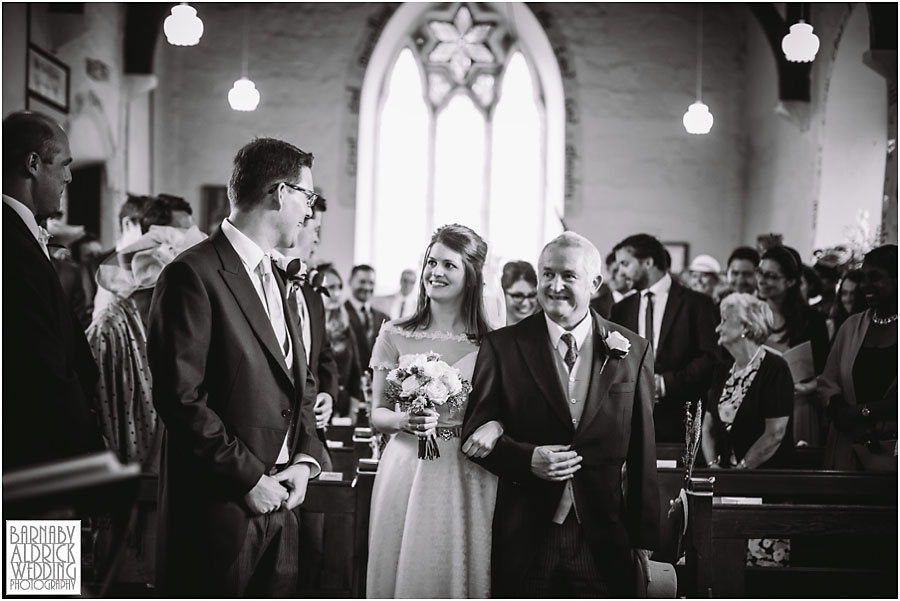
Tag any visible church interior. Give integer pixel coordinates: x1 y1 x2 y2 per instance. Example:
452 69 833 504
2 2 897 598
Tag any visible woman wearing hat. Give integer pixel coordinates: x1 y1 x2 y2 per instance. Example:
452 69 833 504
86 223 205 584
688 254 722 298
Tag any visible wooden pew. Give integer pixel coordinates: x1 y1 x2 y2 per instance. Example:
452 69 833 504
300 467 376 598
682 471 898 598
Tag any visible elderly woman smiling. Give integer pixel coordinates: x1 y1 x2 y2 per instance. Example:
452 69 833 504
702 293 795 469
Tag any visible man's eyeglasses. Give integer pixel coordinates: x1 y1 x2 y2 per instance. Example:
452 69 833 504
506 292 537 302
269 182 320 208
755 268 785 281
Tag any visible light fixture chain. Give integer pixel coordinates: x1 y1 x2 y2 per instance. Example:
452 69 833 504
696 3 703 102
242 4 249 78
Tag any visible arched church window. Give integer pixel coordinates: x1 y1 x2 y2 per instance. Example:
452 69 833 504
356 3 565 296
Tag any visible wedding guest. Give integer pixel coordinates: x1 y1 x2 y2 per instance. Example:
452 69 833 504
92 194 152 321
820 245 897 471
688 253 722 298
2 110 105 469
801 264 824 308
725 246 760 295
813 259 841 319
372 269 418 320
611 233 719 442
344 264 388 372
87 224 205 586
757 246 830 446
501 260 539 325
830 269 866 338
606 250 635 301
319 263 364 419
72 232 104 319
149 137 326 595
701 293 794 470
142 193 194 232
367 224 501 598
49 252 91 329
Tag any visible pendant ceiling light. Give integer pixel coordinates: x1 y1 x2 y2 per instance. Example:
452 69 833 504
163 3 204 47
782 17 820 63
683 4 713 135
228 9 260 111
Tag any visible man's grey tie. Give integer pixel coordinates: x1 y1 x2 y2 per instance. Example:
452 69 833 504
644 290 655 354
561 332 578 372
257 255 290 359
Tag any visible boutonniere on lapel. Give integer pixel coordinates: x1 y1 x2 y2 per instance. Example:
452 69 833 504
604 330 631 359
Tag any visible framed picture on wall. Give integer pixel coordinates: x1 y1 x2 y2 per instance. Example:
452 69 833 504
25 93 70 129
26 44 70 113
663 242 689 274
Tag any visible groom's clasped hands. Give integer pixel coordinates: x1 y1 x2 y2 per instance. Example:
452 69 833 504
530 444 583 481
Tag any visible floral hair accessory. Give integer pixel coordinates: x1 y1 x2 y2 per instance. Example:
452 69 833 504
604 330 631 358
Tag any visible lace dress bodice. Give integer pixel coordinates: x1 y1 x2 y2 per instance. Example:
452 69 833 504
370 321 480 428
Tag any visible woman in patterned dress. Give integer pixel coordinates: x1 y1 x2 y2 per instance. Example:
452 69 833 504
366 224 502 598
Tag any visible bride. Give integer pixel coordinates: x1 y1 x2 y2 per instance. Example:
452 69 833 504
366 224 503 598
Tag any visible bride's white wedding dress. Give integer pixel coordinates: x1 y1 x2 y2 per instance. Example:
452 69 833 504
366 322 497 598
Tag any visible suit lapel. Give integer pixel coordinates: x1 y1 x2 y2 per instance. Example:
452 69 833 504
212 231 294 384
575 313 620 439
516 313 575 433
657 281 684 355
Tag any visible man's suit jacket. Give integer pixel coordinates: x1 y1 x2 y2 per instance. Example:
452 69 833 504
148 228 326 594
462 310 659 596
343 300 388 372
610 279 719 442
2 203 104 471
50 256 90 329
299 283 339 404
590 282 615 319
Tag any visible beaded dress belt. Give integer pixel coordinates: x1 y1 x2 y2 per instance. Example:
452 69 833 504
405 426 461 440
435 426 462 440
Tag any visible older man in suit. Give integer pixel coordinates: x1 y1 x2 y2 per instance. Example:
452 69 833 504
2 111 105 471
463 232 659 597
611 233 719 443
148 138 327 596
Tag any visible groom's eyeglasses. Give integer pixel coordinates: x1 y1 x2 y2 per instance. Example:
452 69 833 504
269 182 320 208
506 292 537 302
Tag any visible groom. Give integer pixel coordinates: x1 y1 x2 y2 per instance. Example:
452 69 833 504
463 232 659 597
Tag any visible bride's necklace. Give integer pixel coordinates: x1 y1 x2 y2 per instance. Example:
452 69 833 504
872 312 899 325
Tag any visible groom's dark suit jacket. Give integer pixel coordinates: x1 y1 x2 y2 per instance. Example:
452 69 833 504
148 228 326 595
463 310 659 596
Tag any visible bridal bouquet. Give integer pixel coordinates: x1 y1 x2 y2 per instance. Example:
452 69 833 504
385 352 472 460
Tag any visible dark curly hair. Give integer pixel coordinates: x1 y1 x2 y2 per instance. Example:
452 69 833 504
397 224 492 341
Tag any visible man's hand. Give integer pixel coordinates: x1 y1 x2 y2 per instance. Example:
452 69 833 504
530 445 582 481
653 374 665 400
314 392 333 429
636 549 653 583
244 474 290 515
794 379 816 395
273 463 312 510
461 420 503 458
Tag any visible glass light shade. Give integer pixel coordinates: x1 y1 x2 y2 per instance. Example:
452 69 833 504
164 4 204 47
683 101 714 134
228 78 260 111
781 21 820 63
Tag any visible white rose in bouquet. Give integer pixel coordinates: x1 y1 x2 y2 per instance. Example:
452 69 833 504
398 353 423 370
442 370 463 395
422 360 443 379
400 375 420 398
424 379 450 404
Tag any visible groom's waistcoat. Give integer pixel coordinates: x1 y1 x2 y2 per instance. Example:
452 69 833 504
549 327 594 523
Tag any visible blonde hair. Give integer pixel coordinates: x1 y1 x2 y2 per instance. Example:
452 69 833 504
720 292 774 344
